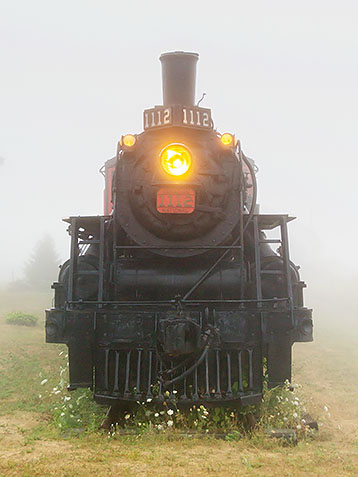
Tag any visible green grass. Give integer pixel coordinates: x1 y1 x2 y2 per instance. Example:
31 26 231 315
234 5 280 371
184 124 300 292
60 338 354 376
0 291 357 476
0 290 63 415
5 311 38 327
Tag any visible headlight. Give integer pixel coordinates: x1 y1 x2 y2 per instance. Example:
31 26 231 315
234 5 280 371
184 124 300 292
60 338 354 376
160 143 192 176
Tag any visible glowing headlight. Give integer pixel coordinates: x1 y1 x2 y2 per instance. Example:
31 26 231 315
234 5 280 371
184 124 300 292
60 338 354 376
160 143 192 176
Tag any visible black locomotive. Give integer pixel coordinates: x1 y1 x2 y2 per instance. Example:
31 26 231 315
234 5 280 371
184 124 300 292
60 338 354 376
46 51 313 416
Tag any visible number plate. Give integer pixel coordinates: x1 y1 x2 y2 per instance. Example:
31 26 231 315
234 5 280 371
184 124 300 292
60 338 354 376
157 188 195 214
144 105 212 130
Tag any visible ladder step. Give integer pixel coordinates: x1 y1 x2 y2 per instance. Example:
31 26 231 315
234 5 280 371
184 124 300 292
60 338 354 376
261 270 284 275
79 240 101 245
259 239 281 244
74 271 99 276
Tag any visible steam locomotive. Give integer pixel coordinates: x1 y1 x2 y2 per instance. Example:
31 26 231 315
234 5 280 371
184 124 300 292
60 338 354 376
46 52 313 417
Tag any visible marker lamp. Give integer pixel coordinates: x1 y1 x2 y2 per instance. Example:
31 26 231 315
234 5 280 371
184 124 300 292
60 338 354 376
121 134 136 147
220 133 235 146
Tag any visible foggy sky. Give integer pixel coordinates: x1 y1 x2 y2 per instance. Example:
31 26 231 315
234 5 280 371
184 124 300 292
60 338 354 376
1 1 357 321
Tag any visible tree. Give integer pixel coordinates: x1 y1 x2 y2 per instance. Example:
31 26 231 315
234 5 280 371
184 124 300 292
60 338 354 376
24 234 60 291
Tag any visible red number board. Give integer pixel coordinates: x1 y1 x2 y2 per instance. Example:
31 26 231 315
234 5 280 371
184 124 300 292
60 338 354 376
157 188 195 214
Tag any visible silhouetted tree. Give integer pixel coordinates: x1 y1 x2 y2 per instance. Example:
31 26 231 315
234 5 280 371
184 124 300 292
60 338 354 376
24 234 60 291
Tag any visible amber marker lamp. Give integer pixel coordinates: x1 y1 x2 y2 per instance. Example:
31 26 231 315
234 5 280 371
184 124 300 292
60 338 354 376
160 143 192 177
220 133 236 147
121 134 137 148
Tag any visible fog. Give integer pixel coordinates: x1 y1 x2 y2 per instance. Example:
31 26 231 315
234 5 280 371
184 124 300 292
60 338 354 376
1 1 357 326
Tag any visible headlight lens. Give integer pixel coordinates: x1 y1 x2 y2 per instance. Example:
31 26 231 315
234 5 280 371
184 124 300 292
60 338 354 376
160 143 192 176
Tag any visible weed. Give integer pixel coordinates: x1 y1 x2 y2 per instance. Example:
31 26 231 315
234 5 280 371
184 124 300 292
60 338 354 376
258 380 317 440
225 430 241 441
41 359 316 442
4 311 38 327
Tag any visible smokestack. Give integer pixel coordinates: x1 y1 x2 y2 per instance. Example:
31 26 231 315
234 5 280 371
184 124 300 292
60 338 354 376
160 51 199 106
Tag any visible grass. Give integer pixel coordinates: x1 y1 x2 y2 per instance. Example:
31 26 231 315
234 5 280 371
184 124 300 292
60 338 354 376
0 290 357 476
5 311 38 327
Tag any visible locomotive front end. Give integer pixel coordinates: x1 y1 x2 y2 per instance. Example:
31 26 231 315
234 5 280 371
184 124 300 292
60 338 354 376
46 51 312 416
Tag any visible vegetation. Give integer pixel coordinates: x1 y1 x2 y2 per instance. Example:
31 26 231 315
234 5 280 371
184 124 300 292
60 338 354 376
0 291 357 475
23 234 60 291
5 311 38 327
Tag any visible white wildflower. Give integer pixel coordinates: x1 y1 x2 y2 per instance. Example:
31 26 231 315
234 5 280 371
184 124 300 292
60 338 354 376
154 413 159 418
293 412 298 418
283 417 288 421
167 420 173 427
40 379 48 385
146 398 152 403
38 395 42 399
167 409 174 416
296 424 301 430
60 412 65 416
157 424 163 431
324 405 329 412
173 390 178 394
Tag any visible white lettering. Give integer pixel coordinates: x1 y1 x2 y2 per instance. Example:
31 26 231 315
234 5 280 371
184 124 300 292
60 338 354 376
163 108 170 124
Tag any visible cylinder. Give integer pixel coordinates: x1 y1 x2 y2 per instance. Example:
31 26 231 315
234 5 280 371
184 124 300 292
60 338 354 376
160 51 199 106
